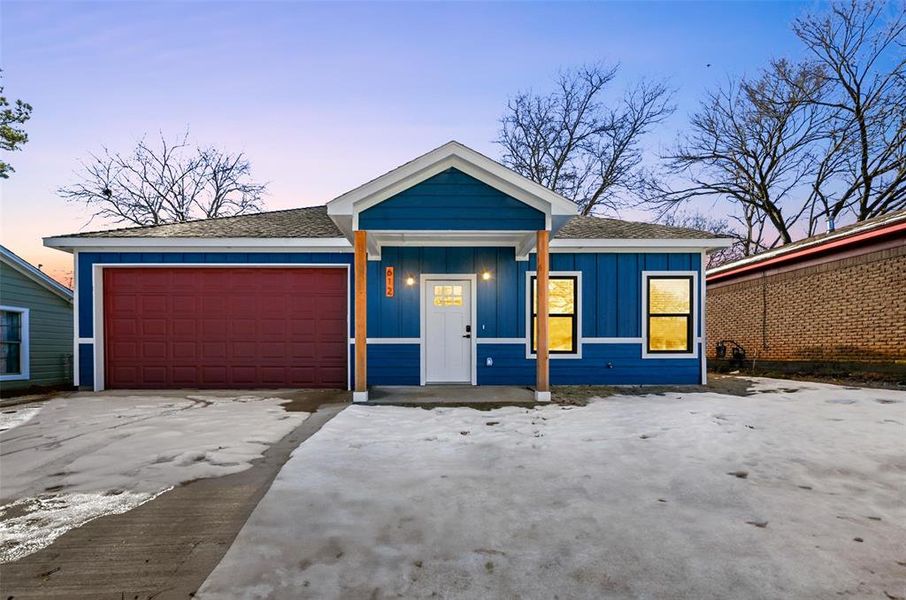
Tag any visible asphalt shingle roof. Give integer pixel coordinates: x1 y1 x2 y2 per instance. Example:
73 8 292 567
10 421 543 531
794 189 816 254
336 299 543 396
50 206 720 241
51 206 343 238
553 215 716 240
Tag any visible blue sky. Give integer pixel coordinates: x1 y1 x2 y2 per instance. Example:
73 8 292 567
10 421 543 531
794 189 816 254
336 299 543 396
0 0 813 281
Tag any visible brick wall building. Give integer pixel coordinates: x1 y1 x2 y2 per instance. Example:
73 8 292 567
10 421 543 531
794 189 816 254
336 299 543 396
706 210 906 371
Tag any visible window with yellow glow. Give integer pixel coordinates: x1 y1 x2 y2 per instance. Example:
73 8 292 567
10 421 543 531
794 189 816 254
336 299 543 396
433 284 463 307
531 275 577 354
646 276 693 353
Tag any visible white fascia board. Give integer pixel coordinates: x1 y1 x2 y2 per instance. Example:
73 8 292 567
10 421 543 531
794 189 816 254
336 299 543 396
327 141 577 219
43 237 353 252
549 238 735 251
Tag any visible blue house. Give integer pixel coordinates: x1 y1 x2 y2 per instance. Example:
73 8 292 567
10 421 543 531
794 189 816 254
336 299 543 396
45 142 730 401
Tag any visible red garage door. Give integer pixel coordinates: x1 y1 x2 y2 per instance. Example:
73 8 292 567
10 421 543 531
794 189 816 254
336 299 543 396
103 267 348 389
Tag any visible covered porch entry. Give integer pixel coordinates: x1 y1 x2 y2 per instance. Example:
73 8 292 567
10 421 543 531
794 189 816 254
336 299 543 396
326 142 579 403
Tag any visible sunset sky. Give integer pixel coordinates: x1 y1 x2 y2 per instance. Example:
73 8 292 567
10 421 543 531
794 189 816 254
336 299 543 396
1 0 812 285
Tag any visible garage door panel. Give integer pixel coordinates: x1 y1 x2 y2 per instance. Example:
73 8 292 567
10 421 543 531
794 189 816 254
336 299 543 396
200 320 228 337
201 342 228 360
172 342 196 360
230 320 257 337
104 267 347 389
172 296 197 312
313 366 346 386
318 318 347 336
172 319 196 336
172 366 198 386
202 366 228 385
142 342 168 359
142 319 168 336
202 296 226 313
141 366 168 385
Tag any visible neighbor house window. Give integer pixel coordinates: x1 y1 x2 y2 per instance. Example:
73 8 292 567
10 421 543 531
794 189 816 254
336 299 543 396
0 307 29 380
645 275 694 354
530 274 578 354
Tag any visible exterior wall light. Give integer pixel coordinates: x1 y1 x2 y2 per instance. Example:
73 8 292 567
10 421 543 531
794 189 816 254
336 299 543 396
481 271 492 281
405 276 416 286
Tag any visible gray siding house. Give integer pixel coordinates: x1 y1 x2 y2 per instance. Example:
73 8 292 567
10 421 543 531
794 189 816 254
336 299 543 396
0 246 74 395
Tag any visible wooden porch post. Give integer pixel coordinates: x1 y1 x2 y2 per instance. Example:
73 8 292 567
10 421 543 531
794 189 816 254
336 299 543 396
535 230 550 401
354 230 368 402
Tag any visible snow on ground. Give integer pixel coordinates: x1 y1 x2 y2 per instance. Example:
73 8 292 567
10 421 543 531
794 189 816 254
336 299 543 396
0 404 43 432
199 379 906 600
0 392 309 563
0 490 165 562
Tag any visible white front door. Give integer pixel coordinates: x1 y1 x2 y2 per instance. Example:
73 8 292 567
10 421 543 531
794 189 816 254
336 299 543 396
425 279 472 383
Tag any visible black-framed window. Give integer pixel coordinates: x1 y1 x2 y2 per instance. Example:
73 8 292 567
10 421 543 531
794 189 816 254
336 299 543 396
1 310 23 375
531 275 578 354
646 276 694 353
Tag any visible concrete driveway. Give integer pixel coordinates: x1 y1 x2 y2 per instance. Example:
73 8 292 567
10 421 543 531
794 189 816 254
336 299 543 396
0 389 348 600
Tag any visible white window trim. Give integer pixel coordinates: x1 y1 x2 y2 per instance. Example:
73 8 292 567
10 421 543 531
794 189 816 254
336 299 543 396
641 271 699 360
0 305 30 381
524 270 583 360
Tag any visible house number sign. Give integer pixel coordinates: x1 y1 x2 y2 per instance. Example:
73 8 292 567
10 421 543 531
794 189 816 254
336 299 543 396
385 267 394 297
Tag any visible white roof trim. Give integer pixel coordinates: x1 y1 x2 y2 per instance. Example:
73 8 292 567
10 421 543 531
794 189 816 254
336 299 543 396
326 141 578 220
0 245 73 302
44 237 352 252
707 211 906 276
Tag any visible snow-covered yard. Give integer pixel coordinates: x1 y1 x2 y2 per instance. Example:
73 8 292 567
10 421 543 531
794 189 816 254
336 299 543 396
199 379 906 600
0 392 309 563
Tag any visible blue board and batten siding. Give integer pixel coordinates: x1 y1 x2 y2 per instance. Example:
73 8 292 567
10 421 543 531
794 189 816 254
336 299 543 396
75 248 703 388
358 168 545 231
363 247 703 386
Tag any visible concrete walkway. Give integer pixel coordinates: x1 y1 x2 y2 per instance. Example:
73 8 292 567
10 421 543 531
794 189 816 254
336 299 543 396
0 395 347 600
368 385 538 408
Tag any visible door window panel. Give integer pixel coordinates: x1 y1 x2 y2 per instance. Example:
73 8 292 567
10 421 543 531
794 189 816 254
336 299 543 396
433 284 463 307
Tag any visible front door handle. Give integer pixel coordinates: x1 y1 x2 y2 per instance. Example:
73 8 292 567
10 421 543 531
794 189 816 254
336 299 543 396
463 324 471 338
462 333 471 338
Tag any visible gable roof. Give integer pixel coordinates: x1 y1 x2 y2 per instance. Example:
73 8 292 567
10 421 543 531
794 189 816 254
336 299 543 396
0 245 73 302
708 209 906 281
326 141 579 223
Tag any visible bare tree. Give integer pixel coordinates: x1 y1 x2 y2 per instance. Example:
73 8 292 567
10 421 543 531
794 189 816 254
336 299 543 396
645 63 828 247
790 0 906 223
659 211 747 268
497 64 675 215
645 2 904 257
58 132 266 227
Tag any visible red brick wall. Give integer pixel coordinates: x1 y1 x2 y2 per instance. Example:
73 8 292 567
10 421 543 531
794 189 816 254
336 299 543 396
706 241 906 363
